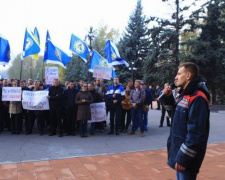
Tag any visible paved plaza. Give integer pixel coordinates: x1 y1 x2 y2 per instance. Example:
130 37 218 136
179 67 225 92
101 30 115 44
0 109 224 179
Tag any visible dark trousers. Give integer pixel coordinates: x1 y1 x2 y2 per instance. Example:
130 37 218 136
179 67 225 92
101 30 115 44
121 109 131 131
143 111 148 130
157 100 161 110
90 122 104 132
109 105 122 132
0 106 2 132
20 109 29 132
2 106 10 130
131 107 144 132
26 111 35 133
79 120 87 134
150 101 153 109
160 106 170 126
66 107 77 134
50 107 62 133
10 114 21 133
34 111 44 133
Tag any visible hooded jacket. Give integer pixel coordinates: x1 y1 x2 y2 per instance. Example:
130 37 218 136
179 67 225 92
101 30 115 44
166 77 210 174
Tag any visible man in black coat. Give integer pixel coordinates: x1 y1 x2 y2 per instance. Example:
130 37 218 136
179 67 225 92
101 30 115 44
47 79 63 137
88 83 103 135
64 80 79 136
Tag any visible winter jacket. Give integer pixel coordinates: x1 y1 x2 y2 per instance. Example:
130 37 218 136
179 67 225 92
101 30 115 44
48 85 63 109
106 84 125 106
75 90 93 121
9 101 22 114
64 87 79 109
89 89 102 103
121 90 132 110
130 88 146 107
165 77 210 174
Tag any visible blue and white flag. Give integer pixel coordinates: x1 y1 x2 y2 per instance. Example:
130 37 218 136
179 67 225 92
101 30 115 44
105 40 129 67
44 31 71 67
112 67 117 78
0 36 10 65
32 27 40 60
70 34 89 62
22 28 40 59
89 50 111 72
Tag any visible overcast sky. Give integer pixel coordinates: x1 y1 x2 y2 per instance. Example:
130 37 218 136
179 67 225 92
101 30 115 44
0 0 171 58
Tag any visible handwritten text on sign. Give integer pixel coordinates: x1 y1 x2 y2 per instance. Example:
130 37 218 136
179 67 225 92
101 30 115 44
93 65 112 80
2 87 22 101
89 102 106 123
45 67 59 85
22 91 49 110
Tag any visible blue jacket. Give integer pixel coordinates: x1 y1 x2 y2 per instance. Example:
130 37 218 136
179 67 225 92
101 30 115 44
106 84 125 106
166 77 210 174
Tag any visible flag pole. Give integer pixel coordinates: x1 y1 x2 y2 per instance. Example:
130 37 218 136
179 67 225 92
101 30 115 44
20 59 23 80
30 56 33 79
42 59 44 81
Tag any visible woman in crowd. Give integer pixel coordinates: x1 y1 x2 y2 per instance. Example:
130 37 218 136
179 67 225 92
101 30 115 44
75 83 93 137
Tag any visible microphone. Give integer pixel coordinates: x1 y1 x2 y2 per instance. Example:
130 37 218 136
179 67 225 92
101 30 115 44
157 83 176 101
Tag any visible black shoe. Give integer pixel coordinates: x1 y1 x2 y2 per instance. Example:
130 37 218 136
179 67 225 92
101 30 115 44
90 131 95 135
11 131 16 134
167 124 171 127
59 133 63 137
108 131 114 135
16 131 21 135
116 131 119 135
119 129 124 132
49 132 56 136
159 125 163 127
99 129 104 133
80 134 83 137
66 132 71 136
83 134 88 137
39 132 43 136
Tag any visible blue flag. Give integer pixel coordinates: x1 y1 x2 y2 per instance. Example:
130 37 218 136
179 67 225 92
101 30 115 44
44 31 71 67
32 27 40 60
89 50 116 79
89 50 111 72
22 28 40 59
70 34 89 62
104 40 129 67
0 36 10 65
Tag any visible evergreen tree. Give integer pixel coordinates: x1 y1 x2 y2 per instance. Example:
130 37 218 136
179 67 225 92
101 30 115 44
117 0 149 82
183 0 225 103
144 0 199 86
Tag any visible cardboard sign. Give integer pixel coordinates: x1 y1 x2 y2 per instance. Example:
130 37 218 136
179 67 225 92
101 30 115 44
45 67 59 85
22 90 49 110
89 102 106 123
93 65 112 80
2 87 22 101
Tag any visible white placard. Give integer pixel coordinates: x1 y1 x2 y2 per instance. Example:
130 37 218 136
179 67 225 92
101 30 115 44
22 90 49 110
89 102 106 123
93 65 112 80
2 87 22 101
45 67 59 85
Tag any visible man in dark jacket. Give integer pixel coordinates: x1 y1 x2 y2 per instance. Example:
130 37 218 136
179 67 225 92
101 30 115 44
64 80 79 136
47 79 63 137
88 83 103 135
106 77 125 135
155 85 161 110
162 62 210 180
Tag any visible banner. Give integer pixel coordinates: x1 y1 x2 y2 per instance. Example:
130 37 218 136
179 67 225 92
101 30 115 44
2 87 22 101
89 102 106 123
22 90 49 110
45 67 59 85
93 65 112 80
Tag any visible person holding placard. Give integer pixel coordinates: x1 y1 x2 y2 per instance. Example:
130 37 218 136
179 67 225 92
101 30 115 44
9 81 22 134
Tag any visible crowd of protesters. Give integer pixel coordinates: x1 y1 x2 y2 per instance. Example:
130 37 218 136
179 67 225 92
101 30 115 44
0 77 169 138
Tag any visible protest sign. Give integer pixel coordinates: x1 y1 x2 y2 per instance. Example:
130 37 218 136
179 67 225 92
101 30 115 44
45 67 59 85
22 91 49 110
2 87 22 101
89 102 106 123
93 65 112 80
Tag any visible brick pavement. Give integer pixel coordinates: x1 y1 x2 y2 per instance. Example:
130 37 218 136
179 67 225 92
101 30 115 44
0 143 224 180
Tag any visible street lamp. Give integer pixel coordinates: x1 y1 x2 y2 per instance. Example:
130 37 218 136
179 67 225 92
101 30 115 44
129 62 137 87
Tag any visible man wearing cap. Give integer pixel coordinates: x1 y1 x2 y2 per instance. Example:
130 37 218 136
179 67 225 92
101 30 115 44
141 82 151 131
